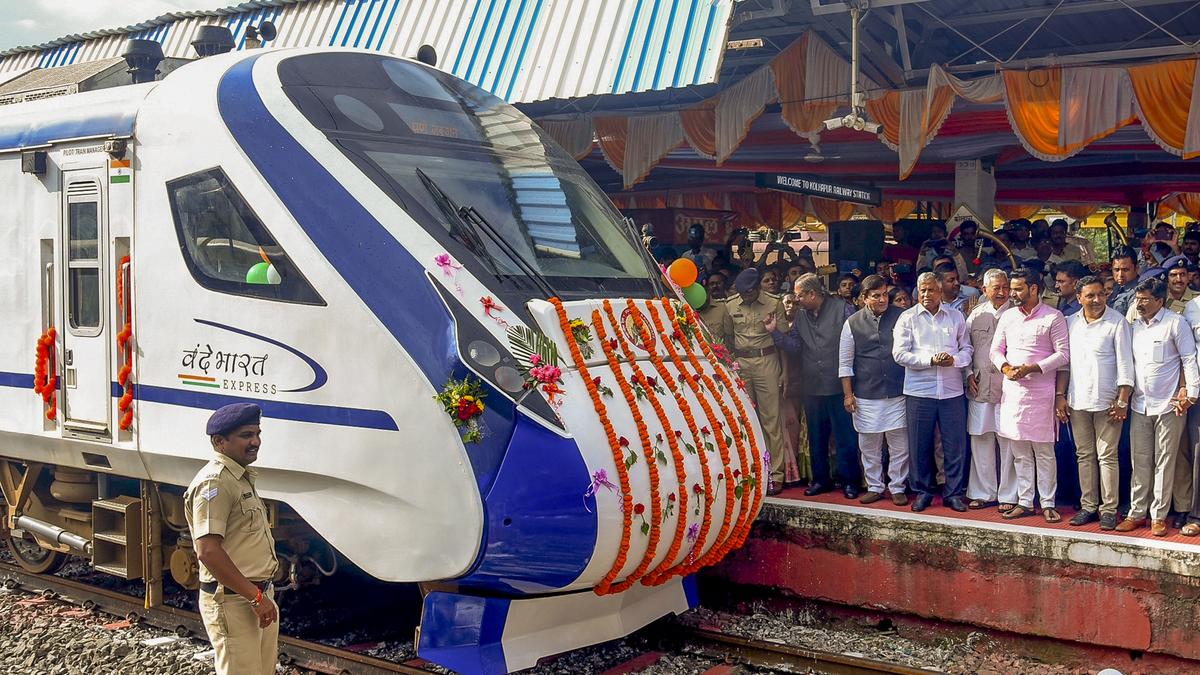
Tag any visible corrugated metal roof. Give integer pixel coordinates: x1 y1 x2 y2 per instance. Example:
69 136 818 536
0 0 736 104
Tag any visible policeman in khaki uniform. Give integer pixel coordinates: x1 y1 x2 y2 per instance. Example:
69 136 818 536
720 268 787 493
185 403 280 675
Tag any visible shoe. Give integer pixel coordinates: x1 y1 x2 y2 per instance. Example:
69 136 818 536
1069 510 1098 527
1170 513 1188 529
766 483 783 496
804 483 831 497
891 492 909 506
945 496 968 512
783 480 803 489
1182 522 1200 537
1151 519 1169 537
968 499 997 510
1115 517 1146 532
859 491 884 505
1099 513 1118 531
843 485 860 500
911 493 934 512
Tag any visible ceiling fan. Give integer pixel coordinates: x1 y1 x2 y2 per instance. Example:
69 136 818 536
803 139 841 163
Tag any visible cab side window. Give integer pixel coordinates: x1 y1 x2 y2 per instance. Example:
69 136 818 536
167 169 323 305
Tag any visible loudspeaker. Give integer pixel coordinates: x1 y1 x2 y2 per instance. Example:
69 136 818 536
827 219 884 275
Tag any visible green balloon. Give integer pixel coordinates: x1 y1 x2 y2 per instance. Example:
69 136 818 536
246 262 271 285
682 283 707 309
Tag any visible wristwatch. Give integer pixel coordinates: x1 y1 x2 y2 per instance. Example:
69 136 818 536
1115 399 1128 409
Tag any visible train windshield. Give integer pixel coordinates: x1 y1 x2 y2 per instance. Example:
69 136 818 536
278 53 656 299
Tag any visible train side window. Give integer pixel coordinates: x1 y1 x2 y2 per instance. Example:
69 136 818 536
166 168 324 305
67 198 102 332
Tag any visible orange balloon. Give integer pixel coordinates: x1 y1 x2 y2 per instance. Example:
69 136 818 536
668 258 698 287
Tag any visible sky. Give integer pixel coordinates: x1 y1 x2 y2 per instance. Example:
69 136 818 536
0 0 216 50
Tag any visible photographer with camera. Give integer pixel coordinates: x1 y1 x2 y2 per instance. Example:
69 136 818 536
917 222 969 281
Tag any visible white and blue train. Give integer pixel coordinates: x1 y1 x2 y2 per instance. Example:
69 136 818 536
0 39 765 674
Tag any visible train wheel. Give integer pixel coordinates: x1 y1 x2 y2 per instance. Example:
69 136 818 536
6 535 66 575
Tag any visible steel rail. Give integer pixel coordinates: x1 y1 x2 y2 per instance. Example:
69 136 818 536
660 625 933 675
0 561 426 675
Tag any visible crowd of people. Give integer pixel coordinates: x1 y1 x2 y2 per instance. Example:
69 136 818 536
684 215 1200 536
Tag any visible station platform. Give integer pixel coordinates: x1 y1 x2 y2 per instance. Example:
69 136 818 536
709 488 1200 669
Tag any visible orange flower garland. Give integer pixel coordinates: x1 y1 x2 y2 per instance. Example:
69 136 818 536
116 256 134 431
606 300 689 586
643 301 721 582
665 298 756 570
682 301 766 556
550 298 632 596
593 308 662 593
32 327 57 420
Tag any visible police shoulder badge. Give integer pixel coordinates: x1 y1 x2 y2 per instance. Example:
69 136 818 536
201 486 219 502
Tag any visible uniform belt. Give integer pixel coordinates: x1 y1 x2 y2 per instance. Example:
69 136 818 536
734 346 776 358
200 579 271 595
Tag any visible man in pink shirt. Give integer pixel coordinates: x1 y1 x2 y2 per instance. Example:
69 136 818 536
990 268 1071 522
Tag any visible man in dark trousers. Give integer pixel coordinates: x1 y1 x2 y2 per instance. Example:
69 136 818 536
767 273 861 499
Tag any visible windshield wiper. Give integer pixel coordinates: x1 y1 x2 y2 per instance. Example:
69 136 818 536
415 167 556 299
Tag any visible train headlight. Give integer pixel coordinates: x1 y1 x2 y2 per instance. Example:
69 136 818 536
467 341 501 367
494 366 525 393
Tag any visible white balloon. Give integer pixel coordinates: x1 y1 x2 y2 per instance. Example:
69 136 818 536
266 264 281 285
1097 669 1124 675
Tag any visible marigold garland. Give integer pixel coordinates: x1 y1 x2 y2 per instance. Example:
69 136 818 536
643 301 720 583
682 300 766 557
116 256 135 431
32 327 57 421
667 298 759 569
593 308 662 593
550 298 633 596
606 300 690 586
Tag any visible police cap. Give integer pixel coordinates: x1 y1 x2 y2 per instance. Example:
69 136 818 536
206 403 262 437
733 267 761 293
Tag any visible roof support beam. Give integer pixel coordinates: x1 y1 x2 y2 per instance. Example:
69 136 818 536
894 5 913 73
810 0 929 16
945 0 1195 28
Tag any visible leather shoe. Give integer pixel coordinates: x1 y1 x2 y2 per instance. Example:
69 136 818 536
911 493 934 512
804 482 831 497
859 491 884 505
843 485 860 500
766 483 783 496
1115 517 1145 532
1170 513 1188 529
890 492 908 506
945 496 968 512
1069 510 1098 527
1151 519 1169 537
1099 513 1118 531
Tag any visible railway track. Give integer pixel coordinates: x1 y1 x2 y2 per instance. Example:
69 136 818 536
0 561 427 675
653 624 932 675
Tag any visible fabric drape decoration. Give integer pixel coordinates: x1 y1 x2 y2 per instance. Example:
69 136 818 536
773 32 843 136
729 192 762 229
1163 193 1200 221
679 100 717 160
593 116 628 174
996 204 1041 221
781 194 808 228
715 66 776 164
536 117 594 160
756 192 782 230
1058 204 1099 221
1128 59 1200 159
864 199 916 225
810 197 854 224
623 112 684 188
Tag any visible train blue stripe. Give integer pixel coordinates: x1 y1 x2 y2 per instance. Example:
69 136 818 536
0 108 136 151
375 0 403 51
691 0 718 84
452 0 484 76
503 0 543 101
134 383 399 431
671 0 700 87
0 372 35 389
465 0 499 83
329 0 354 46
488 0 527 93
631 0 664 92
652 0 681 90
611 0 647 93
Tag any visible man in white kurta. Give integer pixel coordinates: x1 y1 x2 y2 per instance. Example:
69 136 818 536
965 269 1016 510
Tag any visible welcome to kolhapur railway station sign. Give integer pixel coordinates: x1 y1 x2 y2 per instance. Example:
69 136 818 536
756 172 882 206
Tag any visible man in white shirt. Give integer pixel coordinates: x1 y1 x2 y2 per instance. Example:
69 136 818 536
1119 278 1200 535
965 269 1016 511
839 275 910 506
1057 276 1134 530
892 271 974 513
934 261 980 315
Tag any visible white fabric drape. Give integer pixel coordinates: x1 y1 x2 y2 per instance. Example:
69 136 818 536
714 66 776 164
624 112 685 188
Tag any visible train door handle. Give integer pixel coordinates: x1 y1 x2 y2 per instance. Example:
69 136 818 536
64 349 73 366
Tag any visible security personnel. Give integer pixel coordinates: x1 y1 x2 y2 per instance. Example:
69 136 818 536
184 403 280 675
721 268 787 493
1164 255 1198 315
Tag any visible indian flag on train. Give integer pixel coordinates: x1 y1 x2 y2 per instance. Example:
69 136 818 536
110 158 131 184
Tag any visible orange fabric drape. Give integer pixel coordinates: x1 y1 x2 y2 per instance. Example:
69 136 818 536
1003 68 1064 159
996 204 1041 221
810 197 854 224
771 33 838 135
729 192 761 229
1128 59 1200 159
756 192 782 230
610 195 630 209
866 91 902 147
679 99 717 159
1058 204 1099 221
781 194 808 228
866 199 916 225
1164 193 1200 221
680 193 709 210
593 116 629 173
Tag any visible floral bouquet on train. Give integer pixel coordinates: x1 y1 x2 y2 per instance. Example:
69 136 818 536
435 376 488 443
